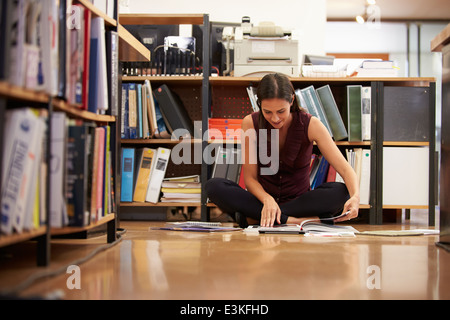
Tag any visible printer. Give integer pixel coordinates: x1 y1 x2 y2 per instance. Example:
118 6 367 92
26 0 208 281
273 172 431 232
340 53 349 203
233 21 301 77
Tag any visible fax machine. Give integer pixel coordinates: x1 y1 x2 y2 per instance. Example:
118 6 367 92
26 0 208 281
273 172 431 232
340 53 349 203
233 21 301 77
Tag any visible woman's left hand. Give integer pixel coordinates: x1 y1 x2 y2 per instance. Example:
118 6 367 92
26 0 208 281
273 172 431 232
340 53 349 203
335 195 359 222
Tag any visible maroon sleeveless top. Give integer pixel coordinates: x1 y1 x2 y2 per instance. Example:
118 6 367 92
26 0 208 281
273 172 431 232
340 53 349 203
251 111 313 204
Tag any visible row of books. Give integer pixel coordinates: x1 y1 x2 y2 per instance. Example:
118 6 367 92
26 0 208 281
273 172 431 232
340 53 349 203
66 119 115 228
121 81 196 140
120 146 202 204
0 0 119 116
121 147 172 203
1 108 46 234
120 145 246 204
295 84 371 142
309 148 371 205
1 108 114 235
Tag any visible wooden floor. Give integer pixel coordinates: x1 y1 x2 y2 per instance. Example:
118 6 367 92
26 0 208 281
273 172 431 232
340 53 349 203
0 215 449 300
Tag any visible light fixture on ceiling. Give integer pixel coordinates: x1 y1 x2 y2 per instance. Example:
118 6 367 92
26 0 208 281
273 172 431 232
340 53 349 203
355 0 380 26
356 14 366 24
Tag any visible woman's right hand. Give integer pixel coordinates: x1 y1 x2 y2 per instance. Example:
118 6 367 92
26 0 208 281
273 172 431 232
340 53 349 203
260 196 281 227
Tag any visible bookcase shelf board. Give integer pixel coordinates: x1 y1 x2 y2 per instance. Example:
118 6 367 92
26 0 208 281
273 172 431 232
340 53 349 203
205 202 372 209
0 82 51 104
122 76 203 85
77 0 117 27
209 76 435 87
53 100 116 123
50 214 115 236
120 202 200 207
383 141 430 146
119 14 205 26
0 227 47 248
118 25 151 62
121 139 203 144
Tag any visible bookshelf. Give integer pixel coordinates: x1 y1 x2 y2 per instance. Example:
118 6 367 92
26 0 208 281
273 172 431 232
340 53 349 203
0 0 149 266
118 13 210 219
208 76 436 225
116 16 436 225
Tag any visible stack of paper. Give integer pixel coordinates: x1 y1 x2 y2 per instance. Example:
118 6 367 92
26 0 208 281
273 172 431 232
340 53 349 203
160 175 201 203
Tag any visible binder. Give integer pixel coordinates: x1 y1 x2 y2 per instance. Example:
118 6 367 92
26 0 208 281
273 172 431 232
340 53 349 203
346 85 363 141
211 146 230 179
120 148 135 202
316 85 348 141
133 148 156 202
153 84 194 138
145 147 171 203
226 147 242 183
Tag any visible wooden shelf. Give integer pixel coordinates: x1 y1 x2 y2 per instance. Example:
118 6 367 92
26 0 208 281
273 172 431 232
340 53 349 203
431 23 450 52
121 202 200 207
0 82 116 122
206 202 371 209
383 141 430 146
335 141 371 146
0 81 51 104
122 76 203 84
119 14 205 26
209 76 435 87
118 25 151 62
0 227 47 248
121 138 203 144
50 214 115 236
53 100 116 123
382 205 428 210
76 0 117 27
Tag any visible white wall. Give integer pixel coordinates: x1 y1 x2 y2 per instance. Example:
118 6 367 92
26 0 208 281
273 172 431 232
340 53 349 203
121 0 327 56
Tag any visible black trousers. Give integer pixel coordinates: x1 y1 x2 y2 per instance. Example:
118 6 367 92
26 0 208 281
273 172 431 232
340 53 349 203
205 178 350 224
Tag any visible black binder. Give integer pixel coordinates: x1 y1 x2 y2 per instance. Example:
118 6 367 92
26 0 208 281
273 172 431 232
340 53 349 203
153 84 194 138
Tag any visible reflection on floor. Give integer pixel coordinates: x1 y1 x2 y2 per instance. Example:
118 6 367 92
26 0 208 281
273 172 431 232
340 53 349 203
0 209 448 300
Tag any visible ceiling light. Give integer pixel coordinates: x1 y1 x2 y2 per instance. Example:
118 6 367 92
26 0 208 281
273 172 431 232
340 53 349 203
367 0 377 5
356 15 365 24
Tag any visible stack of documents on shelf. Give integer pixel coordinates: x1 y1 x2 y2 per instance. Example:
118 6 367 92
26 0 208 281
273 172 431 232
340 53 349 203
302 65 347 78
151 221 241 232
354 60 399 77
160 175 201 203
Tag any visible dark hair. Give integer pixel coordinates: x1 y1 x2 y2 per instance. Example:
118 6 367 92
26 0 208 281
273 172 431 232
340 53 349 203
256 73 302 128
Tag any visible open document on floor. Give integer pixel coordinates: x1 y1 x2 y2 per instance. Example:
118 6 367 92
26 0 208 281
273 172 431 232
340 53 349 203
151 221 242 232
245 211 359 236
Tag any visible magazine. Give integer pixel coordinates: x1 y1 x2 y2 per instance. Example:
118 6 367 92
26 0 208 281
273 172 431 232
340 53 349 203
246 211 359 236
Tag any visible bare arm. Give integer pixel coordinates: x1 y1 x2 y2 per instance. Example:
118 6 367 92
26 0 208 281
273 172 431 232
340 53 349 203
241 115 281 226
308 117 360 221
